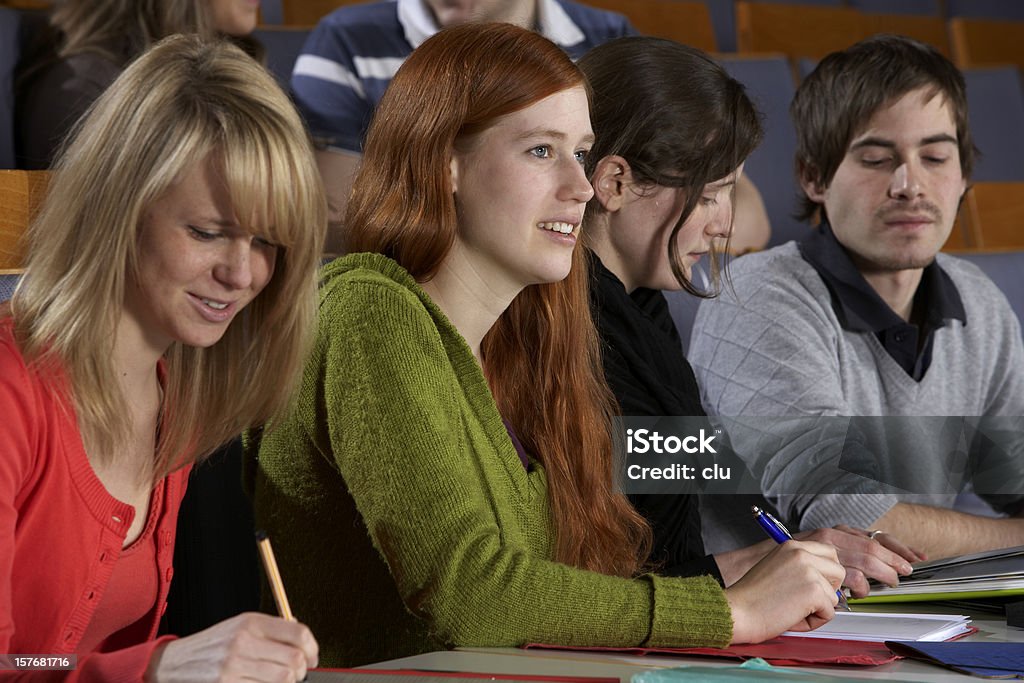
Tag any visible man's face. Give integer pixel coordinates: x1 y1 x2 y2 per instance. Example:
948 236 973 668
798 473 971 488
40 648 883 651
803 87 967 273
423 0 532 26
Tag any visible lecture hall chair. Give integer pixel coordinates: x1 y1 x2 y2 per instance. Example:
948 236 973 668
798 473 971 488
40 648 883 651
251 25 311 86
735 1 866 61
963 66 1024 182
847 0 941 14
0 169 48 269
945 0 1024 22
954 249 1024 331
950 17 1024 70
0 6 21 169
260 0 362 26
718 54 805 249
862 12 950 57
584 0 717 52
960 182 1024 251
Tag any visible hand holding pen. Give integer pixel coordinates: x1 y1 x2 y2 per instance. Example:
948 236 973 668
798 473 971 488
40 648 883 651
753 505 852 612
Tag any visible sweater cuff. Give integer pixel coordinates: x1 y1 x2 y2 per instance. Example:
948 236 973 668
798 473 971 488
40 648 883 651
798 493 899 531
644 573 732 648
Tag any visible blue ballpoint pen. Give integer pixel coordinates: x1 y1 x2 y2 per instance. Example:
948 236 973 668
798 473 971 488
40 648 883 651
751 505 852 612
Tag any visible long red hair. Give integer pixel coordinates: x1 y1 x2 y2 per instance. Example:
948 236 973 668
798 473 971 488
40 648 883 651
346 23 650 577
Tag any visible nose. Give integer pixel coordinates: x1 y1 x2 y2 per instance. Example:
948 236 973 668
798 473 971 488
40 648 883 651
213 238 254 290
888 161 923 199
704 198 733 240
560 157 595 204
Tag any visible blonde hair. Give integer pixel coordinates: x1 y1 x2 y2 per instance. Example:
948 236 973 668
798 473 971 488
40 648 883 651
13 35 326 476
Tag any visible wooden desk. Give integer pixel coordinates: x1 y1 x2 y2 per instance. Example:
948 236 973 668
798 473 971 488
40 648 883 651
308 606 1022 682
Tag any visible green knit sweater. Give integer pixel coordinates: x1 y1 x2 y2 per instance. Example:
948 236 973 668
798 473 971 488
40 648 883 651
254 253 732 667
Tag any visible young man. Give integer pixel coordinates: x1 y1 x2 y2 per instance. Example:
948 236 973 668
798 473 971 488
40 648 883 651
290 0 634 252
689 35 1024 560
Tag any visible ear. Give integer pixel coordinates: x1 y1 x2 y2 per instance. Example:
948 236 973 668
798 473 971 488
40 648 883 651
449 154 460 194
591 155 632 213
799 165 828 204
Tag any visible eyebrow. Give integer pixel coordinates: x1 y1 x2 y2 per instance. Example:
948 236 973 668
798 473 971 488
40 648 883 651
515 128 595 145
849 133 958 151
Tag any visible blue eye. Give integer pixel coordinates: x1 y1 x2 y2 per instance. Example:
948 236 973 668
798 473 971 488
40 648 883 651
530 145 551 159
574 149 588 165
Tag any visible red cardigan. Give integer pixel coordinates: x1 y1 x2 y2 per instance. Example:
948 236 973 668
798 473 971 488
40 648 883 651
0 319 190 682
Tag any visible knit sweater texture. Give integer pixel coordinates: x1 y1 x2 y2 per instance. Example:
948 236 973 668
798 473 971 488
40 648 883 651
0 317 187 682
688 242 1024 550
253 253 732 667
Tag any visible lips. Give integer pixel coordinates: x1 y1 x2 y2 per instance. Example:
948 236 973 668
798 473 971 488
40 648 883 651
188 293 236 323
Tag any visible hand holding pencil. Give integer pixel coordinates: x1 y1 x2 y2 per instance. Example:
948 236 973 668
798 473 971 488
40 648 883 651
143 532 318 682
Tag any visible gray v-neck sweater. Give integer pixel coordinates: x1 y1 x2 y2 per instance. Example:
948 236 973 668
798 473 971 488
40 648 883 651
689 242 1024 549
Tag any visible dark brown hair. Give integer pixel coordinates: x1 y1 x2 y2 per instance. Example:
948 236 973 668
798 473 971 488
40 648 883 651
346 23 650 577
791 34 975 222
580 37 762 295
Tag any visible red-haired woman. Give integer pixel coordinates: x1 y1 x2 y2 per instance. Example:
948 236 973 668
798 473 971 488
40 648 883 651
253 22 845 668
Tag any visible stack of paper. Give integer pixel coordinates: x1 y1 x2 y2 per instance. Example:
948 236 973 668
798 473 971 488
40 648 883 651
782 611 972 642
858 544 1024 602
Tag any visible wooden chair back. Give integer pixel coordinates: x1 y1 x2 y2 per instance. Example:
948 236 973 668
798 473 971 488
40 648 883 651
736 2 865 61
950 17 1024 70
960 182 1024 250
864 12 950 57
585 0 717 51
0 170 49 269
278 0 362 26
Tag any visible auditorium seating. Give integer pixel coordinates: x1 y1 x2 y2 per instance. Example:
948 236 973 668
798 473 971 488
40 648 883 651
718 54 804 248
251 26 311 86
950 17 1024 70
964 66 1024 182
0 169 48 268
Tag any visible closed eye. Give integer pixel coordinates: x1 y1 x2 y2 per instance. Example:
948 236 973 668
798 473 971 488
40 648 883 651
188 225 219 241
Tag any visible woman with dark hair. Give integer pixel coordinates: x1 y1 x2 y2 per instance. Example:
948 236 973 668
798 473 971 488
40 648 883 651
1 35 323 681
255 22 848 668
581 37 920 590
16 0 260 169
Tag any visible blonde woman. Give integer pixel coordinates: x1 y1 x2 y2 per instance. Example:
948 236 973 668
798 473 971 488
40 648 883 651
17 0 260 168
1 35 324 681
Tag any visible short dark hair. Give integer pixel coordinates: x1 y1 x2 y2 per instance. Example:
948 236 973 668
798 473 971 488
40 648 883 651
791 34 975 222
580 36 763 295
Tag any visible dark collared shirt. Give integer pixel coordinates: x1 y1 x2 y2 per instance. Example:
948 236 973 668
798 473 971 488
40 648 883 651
798 223 966 381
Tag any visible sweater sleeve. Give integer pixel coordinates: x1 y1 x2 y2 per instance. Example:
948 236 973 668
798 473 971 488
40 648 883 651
688 258 901 531
320 277 732 649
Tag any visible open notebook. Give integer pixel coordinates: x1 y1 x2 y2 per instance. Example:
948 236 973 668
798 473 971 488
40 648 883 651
857 544 1024 602
782 612 971 642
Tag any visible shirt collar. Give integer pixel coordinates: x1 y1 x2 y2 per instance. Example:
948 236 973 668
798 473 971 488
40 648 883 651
397 0 585 49
797 221 966 333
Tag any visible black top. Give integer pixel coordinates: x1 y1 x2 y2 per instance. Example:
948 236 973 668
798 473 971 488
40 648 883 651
798 222 966 381
589 252 722 583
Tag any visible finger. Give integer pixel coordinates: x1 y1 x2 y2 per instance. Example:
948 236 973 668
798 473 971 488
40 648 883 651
875 533 926 565
788 539 841 562
849 549 904 586
250 614 319 667
237 638 311 682
843 568 871 598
